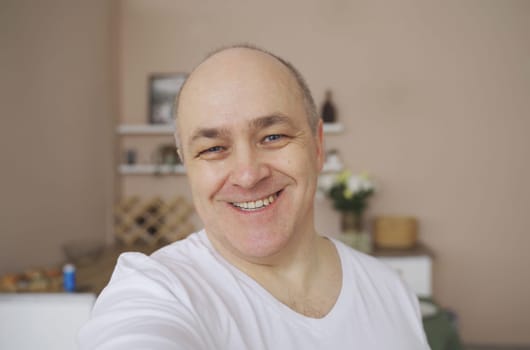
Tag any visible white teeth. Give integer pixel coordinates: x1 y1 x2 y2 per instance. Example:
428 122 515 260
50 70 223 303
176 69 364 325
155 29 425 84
232 193 278 211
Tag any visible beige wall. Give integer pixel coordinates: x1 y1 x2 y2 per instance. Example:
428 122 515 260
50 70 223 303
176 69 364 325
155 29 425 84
117 0 530 344
5 0 527 345
0 1 115 273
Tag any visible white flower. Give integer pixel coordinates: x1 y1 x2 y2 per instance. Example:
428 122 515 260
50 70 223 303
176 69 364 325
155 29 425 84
359 177 374 191
347 175 362 194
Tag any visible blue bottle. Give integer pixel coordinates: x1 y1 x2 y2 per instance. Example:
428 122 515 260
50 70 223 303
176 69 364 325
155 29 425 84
63 264 76 292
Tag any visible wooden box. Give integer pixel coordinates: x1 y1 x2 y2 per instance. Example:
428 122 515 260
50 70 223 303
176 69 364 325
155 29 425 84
374 216 418 249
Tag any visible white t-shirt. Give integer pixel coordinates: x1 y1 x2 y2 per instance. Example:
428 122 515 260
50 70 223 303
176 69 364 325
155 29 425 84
79 230 430 349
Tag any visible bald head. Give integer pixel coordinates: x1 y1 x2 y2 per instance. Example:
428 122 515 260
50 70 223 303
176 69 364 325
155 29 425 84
174 45 318 149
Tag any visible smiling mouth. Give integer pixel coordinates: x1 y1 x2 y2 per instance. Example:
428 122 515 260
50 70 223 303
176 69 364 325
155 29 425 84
231 192 280 211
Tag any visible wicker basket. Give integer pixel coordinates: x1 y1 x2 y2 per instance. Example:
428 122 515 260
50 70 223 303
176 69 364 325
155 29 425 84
374 216 418 249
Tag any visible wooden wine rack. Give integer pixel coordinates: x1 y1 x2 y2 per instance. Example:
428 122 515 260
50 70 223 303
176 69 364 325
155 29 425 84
114 196 195 245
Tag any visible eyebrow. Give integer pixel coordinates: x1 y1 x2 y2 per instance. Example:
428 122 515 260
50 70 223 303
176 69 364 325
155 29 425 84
249 114 294 130
189 127 231 144
188 113 294 147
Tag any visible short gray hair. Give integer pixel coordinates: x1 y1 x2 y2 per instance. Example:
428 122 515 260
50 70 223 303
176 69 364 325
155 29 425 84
173 44 319 147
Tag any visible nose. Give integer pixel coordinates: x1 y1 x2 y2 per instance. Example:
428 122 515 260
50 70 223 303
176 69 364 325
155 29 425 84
228 147 271 189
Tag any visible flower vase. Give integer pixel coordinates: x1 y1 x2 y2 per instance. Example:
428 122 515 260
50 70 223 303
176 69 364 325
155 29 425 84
341 211 362 232
339 211 372 253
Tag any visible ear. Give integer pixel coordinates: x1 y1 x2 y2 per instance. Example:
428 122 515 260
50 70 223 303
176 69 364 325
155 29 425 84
315 118 325 171
174 129 185 164
176 147 185 164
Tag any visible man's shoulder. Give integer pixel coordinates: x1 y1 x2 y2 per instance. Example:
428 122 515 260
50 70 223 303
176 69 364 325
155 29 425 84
333 237 423 321
332 238 405 286
150 230 210 263
109 230 212 285
332 238 385 268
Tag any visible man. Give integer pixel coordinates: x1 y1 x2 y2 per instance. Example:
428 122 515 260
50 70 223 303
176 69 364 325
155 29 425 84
79 45 430 349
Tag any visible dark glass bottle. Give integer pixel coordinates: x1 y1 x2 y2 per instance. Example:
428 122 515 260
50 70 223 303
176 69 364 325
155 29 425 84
321 90 336 123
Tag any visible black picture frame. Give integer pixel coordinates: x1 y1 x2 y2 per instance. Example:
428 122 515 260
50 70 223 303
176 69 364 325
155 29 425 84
148 73 187 125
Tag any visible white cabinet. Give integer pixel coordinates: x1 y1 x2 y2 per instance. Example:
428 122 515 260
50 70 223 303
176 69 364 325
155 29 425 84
373 245 433 297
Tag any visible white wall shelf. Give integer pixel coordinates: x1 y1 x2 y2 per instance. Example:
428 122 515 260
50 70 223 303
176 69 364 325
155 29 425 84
117 124 175 135
119 164 185 175
321 162 343 173
323 122 344 134
117 122 343 176
117 123 343 135
121 163 341 175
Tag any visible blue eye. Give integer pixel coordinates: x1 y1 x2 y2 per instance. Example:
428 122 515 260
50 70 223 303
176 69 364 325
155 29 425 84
203 146 223 153
197 146 224 158
264 134 283 142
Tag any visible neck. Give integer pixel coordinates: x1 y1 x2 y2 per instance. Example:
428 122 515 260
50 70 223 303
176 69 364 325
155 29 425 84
245 231 322 291
208 226 333 296
207 228 342 318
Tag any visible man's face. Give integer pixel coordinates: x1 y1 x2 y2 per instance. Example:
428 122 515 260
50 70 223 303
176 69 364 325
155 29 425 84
177 49 323 263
